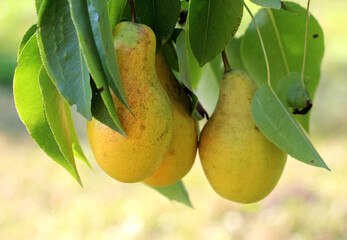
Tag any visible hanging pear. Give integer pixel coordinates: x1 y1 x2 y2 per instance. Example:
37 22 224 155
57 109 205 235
87 22 173 183
199 69 287 203
143 50 198 187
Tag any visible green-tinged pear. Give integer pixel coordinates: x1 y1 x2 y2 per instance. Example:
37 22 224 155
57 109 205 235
199 70 287 203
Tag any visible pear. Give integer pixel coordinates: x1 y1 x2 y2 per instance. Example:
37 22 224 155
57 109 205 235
143 50 198 187
87 22 173 183
199 70 287 203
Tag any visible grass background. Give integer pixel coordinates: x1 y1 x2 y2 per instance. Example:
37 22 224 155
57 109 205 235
0 0 346 239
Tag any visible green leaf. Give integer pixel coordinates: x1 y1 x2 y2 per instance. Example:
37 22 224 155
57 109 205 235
68 0 125 135
189 0 243 66
38 66 82 186
175 30 202 114
18 24 38 56
37 0 92 120
122 0 181 45
252 84 329 170
225 37 245 71
64 101 91 168
108 0 127 29
176 30 203 90
250 0 281 9
90 79 121 131
13 34 82 185
149 181 193 208
241 2 324 131
162 40 179 72
35 0 44 14
88 0 130 112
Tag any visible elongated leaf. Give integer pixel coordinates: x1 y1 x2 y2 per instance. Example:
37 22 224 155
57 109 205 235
37 0 92 120
39 67 82 185
108 0 127 29
35 0 44 14
225 37 245 71
122 0 181 45
88 0 130 111
18 24 38 56
252 84 329 170
250 0 281 9
176 30 203 91
68 0 125 135
149 181 193 208
241 2 324 131
64 101 91 168
176 30 201 114
90 79 120 131
13 34 82 185
189 0 243 66
162 40 179 73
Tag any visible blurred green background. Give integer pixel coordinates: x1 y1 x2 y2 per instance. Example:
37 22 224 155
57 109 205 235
1 0 346 239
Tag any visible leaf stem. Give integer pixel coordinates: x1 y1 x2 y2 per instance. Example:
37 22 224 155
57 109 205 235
301 0 311 87
129 0 137 23
244 3 271 86
221 50 232 73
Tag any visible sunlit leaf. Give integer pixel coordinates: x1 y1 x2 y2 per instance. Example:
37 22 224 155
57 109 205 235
241 2 324 131
250 0 281 9
149 181 193 208
252 84 329 170
13 34 82 185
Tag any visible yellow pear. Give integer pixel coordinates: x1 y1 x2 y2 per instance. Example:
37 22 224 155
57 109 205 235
143 50 198 187
87 22 173 183
199 70 287 203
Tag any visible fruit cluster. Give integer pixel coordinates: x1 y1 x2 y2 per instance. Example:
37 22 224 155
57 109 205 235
87 21 287 204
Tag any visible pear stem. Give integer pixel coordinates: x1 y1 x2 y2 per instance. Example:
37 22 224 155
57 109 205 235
221 50 232 73
129 0 137 23
301 0 311 87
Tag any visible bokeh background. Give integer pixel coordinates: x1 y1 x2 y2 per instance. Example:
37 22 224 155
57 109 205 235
1 0 346 239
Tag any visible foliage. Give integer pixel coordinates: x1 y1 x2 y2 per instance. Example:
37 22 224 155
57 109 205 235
13 0 328 206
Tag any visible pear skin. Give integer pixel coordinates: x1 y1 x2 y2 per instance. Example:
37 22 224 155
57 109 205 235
87 22 173 183
199 70 287 203
143 50 198 187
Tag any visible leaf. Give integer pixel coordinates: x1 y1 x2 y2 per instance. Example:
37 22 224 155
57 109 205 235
121 0 181 45
108 0 128 29
250 0 281 9
37 0 92 120
39 66 82 185
88 0 130 111
18 24 38 56
225 37 245 71
64 101 91 168
176 30 203 91
90 79 121 131
35 0 44 14
148 181 193 208
13 34 82 185
241 2 324 131
68 0 125 135
189 0 243 66
162 40 179 72
175 30 201 114
252 84 329 170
